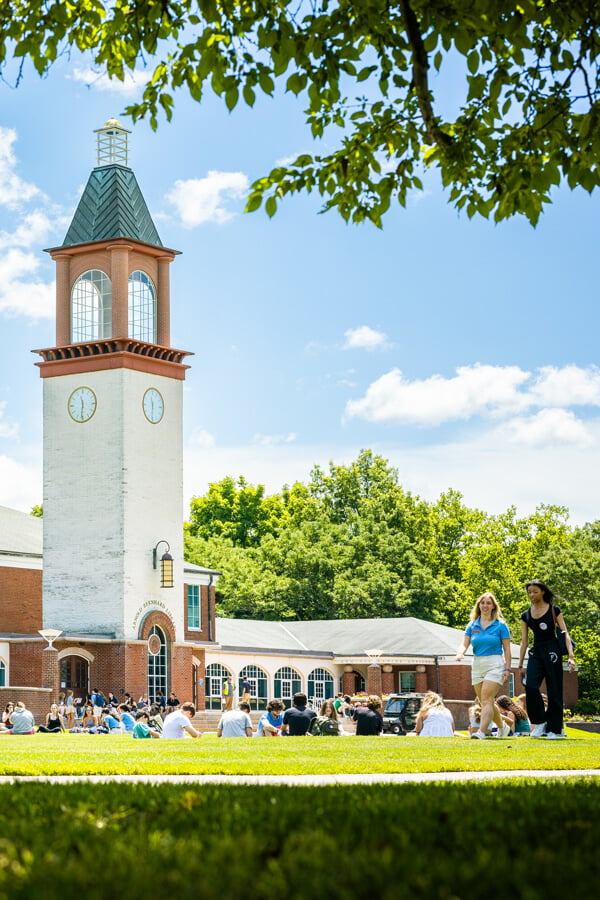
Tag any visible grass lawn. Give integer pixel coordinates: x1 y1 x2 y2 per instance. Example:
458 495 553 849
0 780 598 898
0 727 598 776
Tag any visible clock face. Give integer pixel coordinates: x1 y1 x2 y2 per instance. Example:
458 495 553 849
143 388 164 424
68 387 97 422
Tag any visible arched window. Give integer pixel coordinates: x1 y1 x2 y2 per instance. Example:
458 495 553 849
71 270 112 342
205 663 232 710
0 660 5 687
238 664 268 711
128 270 156 342
274 665 302 708
308 667 334 707
147 625 167 702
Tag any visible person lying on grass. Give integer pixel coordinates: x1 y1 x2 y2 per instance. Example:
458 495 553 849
132 711 161 739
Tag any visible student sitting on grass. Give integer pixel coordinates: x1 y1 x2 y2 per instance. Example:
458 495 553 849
161 702 202 739
132 711 161 739
496 695 530 735
118 704 136 734
352 695 383 736
10 702 36 735
414 692 455 737
256 699 285 736
38 703 65 733
218 701 253 738
0 702 14 731
102 708 122 733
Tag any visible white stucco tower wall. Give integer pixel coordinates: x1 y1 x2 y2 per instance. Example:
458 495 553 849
42 366 184 640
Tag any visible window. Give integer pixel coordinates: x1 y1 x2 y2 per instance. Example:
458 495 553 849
128 270 156 342
205 663 232 710
274 666 302 708
0 661 5 687
187 584 200 629
308 667 334 707
238 664 268 711
400 671 416 692
71 270 112 342
147 625 167 702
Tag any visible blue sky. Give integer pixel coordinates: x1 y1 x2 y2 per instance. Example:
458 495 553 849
0 53 599 525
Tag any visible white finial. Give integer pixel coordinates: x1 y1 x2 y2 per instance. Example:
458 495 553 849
93 117 132 166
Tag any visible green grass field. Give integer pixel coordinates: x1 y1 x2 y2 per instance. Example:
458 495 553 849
1 733 598 898
0 728 598 776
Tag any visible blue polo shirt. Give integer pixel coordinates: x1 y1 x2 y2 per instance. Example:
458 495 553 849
465 618 510 656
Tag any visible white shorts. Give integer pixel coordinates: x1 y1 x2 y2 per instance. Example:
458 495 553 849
471 654 504 686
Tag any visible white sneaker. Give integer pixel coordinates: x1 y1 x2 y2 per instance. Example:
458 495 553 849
471 731 488 739
530 723 546 738
498 724 511 738
545 732 566 739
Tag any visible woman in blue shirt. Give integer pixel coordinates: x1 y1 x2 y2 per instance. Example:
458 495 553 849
456 592 512 740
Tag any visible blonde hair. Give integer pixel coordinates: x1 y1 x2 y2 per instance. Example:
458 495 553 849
421 691 445 712
319 699 338 720
469 591 504 622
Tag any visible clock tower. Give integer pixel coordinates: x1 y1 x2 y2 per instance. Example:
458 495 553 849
34 120 192 668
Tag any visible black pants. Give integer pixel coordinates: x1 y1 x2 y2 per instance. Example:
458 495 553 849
525 641 564 734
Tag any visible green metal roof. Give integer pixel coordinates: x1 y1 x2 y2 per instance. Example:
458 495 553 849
62 164 163 248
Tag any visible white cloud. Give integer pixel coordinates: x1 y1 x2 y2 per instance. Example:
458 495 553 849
165 171 249 227
189 428 216 449
70 66 150 96
252 432 297 446
0 402 18 439
343 325 389 351
346 364 530 425
0 127 40 207
0 210 57 249
530 365 600 407
494 409 594 449
0 452 42 512
346 363 600 429
0 249 55 319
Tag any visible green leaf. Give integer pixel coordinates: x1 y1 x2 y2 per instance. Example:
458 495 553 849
225 86 239 111
265 195 278 217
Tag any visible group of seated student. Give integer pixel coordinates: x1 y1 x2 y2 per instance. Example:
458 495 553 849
468 694 531 737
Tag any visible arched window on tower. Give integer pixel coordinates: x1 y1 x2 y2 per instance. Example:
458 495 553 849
128 270 157 342
71 270 112 342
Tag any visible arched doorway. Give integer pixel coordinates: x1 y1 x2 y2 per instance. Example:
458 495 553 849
59 654 90 696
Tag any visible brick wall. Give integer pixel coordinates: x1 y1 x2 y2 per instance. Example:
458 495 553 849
183 583 215 643
0 567 42 633
8 641 43 688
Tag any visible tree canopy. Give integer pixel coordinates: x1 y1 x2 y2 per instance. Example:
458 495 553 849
2 2 600 225
185 450 600 701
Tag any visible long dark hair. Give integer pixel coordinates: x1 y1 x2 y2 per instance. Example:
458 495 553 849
496 695 527 722
525 579 555 603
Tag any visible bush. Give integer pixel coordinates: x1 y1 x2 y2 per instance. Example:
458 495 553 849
0 781 599 898
574 698 600 716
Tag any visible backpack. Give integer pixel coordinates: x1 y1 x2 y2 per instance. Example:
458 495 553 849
308 715 340 736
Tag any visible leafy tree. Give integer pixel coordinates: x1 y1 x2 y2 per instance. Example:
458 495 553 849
3 2 600 225
187 476 285 547
30 504 43 517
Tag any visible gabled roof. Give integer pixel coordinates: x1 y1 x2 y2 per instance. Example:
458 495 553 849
0 505 42 557
62 164 162 248
214 616 491 658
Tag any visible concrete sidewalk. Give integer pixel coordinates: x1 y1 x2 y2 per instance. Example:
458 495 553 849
0 769 598 785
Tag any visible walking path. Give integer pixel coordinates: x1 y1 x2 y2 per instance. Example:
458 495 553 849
0 769 598 785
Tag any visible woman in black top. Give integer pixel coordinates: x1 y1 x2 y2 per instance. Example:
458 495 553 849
518 580 576 739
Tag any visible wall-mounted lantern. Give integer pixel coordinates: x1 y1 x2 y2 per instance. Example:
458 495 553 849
153 540 174 588
38 628 63 649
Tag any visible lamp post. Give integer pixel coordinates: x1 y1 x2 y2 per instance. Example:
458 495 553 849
153 540 174 588
38 629 63 649
38 629 62 693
